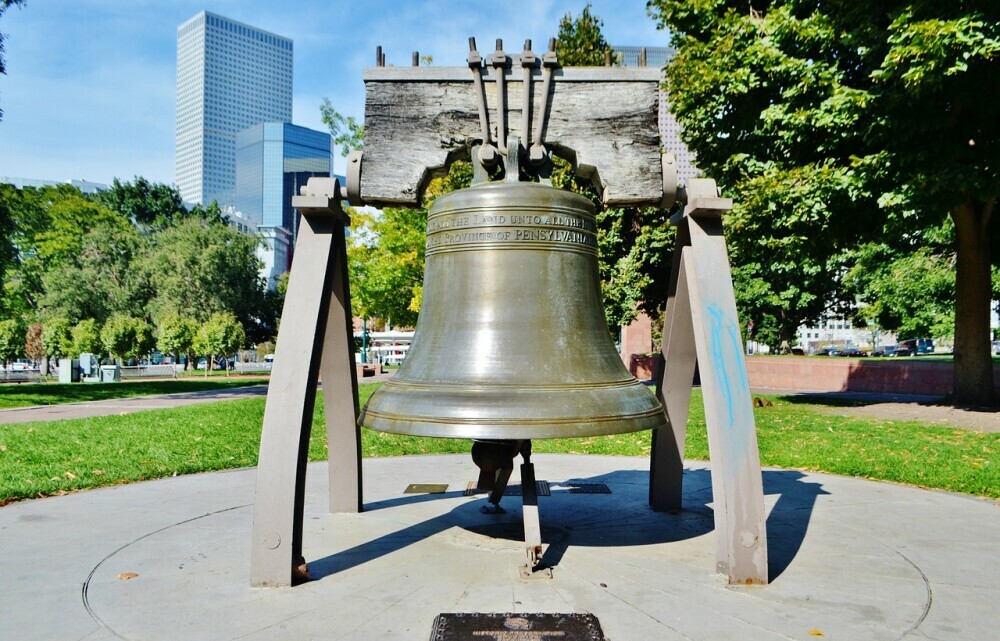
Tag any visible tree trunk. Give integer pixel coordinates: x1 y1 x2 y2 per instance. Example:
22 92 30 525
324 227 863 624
951 200 997 405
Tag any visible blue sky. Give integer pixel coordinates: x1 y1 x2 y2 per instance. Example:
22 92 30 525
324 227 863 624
0 1 667 184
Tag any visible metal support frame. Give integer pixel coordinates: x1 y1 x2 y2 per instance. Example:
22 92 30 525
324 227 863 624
650 179 769 585
251 179 361 588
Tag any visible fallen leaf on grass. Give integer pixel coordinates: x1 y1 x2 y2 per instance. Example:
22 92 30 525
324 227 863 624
64 472 77 479
92 469 104 475
117 572 139 581
0 444 7 452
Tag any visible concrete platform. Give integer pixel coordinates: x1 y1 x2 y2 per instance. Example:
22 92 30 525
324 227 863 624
1 454 997 640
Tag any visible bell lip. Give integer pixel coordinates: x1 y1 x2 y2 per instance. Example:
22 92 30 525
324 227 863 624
358 408 669 440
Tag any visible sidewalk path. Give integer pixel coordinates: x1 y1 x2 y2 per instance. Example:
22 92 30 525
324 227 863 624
0 385 269 425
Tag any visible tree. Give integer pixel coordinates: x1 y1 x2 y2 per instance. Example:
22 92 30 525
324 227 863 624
139 217 268 342
553 6 675 328
554 2 614 66
3 184 134 319
0 0 26 121
101 314 152 365
23 322 42 362
71 318 102 357
0 318 23 366
649 0 1000 404
319 99 364 158
37 219 149 324
348 206 427 328
40 317 73 361
96 177 185 230
194 312 245 377
156 314 197 370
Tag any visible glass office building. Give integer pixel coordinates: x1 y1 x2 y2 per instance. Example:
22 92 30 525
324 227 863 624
236 122 332 287
176 12 293 207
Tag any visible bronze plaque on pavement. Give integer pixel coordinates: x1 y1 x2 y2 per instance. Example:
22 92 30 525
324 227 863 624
430 613 605 641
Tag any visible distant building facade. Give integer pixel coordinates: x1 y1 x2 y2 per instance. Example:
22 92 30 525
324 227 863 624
235 122 334 289
612 45 699 184
0 176 108 194
175 11 293 207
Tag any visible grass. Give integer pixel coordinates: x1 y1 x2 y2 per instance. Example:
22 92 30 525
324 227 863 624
0 384 996 504
0 378 269 409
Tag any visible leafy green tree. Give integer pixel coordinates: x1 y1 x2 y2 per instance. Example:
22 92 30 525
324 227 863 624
40 317 73 361
139 217 268 342
649 0 1000 404
552 7 674 328
0 318 24 366
846 244 956 340
193 312 245 376
555 2 614 66
101 314 152 365
348 206 427 328
37 220 149 324
319 99 364 157
71 318 102 357
23 322 43 362
156 314 197 369
2 184 133 319
96 177 185 230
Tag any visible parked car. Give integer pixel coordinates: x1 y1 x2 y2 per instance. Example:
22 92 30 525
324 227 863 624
871 345 896 357
840 347 867 357
895 338 934 356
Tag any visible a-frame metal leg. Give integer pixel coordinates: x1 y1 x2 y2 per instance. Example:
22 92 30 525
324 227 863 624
651 180 768 584
650 222 697 513
321 224 362 514
251 183 359 587
684 213 767 583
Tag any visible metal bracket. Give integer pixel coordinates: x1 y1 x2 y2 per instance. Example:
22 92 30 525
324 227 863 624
661 152 678 210
668 178 732 225
346 151 363 207
292 177 347 221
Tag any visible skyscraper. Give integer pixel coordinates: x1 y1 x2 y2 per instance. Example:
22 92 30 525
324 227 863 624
175 11 293 207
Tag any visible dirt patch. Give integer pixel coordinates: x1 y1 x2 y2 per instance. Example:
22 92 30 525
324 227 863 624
819 402 1000 432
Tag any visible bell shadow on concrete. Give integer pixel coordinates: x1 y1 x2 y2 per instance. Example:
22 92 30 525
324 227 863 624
307 467 827 584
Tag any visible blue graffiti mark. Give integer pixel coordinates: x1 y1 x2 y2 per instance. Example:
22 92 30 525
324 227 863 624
706 303 753 431
706 304 735 427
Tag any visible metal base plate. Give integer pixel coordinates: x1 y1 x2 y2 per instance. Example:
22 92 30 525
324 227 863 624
464 481 551 497
430 613 605 641
566 483 611 494
404 483 449 494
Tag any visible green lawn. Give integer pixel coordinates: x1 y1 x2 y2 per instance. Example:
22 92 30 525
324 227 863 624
0 378 269 409
0 383 996 504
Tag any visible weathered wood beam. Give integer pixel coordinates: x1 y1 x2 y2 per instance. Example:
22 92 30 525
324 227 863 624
359 66 663 208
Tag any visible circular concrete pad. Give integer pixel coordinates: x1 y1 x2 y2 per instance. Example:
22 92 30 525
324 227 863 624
3 455 998 640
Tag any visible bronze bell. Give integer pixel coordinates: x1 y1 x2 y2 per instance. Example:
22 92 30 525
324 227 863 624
358 180 667 439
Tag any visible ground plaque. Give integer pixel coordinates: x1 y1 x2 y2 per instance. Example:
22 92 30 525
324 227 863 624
430 613 605 641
